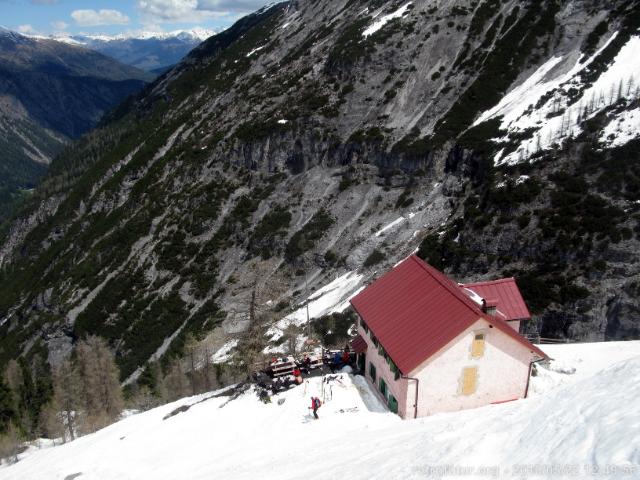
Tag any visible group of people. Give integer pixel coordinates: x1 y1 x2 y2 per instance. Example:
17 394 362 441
254 346 354 416
329 347 352 373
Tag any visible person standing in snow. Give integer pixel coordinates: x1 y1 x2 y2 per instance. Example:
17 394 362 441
309 396 322 419
341 349 350 365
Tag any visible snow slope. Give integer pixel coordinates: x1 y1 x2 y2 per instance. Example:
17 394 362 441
3 341 639 480
476 33 640 165
266 270 364 341
363 3 413 37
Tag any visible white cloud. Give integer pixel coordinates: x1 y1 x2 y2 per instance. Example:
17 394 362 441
136 0 270 23
51 20 68 30
16 24 37 34
197 0 271 12
137 0 208 23
71 9 131 27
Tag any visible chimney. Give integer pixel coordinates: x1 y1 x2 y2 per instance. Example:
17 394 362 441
484 299 499 316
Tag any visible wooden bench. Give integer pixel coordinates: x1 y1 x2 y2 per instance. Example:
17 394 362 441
269 356 296 377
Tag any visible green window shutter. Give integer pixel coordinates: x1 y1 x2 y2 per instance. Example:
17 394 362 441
388 395 398 414
379 378 387 398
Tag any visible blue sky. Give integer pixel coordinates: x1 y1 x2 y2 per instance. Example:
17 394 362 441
0 0 274 36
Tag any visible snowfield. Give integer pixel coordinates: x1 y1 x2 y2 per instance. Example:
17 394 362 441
476 33 640 165
2 341 639 479
266 271 364 341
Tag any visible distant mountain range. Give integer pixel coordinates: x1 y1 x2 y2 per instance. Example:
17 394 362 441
34 28 216 72
0 27 154 220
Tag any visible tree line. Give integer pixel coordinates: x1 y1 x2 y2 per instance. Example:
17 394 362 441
0 332 251 464
0 336 123 462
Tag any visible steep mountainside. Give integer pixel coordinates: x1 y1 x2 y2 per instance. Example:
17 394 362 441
46 28 215 72
0 0 639 387
0 28 153 222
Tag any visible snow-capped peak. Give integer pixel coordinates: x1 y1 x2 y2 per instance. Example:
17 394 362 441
30 27 216 45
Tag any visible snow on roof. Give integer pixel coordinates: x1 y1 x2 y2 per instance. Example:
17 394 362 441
461 278 531 322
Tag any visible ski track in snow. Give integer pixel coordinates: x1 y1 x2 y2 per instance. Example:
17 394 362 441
2 341 639 479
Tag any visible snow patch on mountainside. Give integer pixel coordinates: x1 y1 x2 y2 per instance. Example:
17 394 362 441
476 33 640 164
599 107 640 147
362 3 413 37
267 271 364 340
211 339 239 364
2 341 638 479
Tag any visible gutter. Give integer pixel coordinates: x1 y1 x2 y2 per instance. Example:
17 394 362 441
523 356 547 398
402 374 419 419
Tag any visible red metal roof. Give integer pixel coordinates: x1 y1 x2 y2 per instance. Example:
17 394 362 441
460 278 531 322
350 255 547 374
351 335 367 354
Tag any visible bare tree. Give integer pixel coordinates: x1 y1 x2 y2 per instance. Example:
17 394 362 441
617 79 624 101
39 398 65 444
0 423 22 464
3 360 21 394
51 360 82 441
162 361 189 403
75 336 123 433
183 334 200 397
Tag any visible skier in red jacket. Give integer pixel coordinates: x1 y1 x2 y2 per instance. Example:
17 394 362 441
309 396 322 419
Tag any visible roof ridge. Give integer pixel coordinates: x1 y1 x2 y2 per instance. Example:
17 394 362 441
409 256 546 358
462 277 516 286
409 255 485 318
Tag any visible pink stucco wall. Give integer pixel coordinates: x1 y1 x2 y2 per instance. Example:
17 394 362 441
408 318 533 417
357 317 535 419
356 324 413 418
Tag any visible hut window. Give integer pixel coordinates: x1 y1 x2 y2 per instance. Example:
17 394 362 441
471 333 485 358
389 361 400 381
461 367 478 395
379 378 388 398
369 362 377 382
